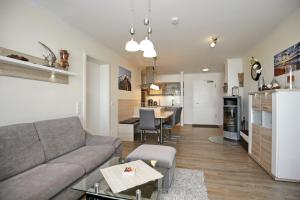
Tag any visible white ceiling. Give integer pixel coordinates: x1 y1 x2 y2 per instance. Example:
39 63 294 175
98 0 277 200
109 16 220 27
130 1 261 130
30 0 300 74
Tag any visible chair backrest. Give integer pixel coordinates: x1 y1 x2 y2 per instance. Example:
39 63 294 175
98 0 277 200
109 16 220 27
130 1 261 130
165 107 177 127
139 109 156 130
170 109 177 127
175 107 183 124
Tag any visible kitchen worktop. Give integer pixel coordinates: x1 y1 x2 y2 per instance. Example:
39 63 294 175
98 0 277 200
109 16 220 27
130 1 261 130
248 88 300 95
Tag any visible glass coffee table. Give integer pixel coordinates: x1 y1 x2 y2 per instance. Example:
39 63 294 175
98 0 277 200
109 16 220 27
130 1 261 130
72 156 162 200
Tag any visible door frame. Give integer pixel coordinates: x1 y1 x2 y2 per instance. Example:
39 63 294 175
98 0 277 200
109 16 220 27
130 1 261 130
82 51 111 135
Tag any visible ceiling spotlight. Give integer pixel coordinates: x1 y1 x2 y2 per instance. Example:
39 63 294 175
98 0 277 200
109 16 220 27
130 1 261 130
171 17 179 25
210 37 218 48
202 68 209 72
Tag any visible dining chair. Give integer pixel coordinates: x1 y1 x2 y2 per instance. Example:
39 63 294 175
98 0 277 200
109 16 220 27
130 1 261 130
170 106 183 138
163 107 178 143
139 109 160 143
176 107 183 125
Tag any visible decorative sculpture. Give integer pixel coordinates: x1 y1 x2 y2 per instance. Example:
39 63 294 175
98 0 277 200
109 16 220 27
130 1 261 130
38 41 57 67
59 50 69 70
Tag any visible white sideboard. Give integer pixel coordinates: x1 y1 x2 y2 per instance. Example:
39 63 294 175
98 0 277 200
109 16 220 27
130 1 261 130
248 89 300 182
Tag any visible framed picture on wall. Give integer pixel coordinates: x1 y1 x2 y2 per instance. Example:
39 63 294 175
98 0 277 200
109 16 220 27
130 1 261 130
274 42 300 76
118 66 132 91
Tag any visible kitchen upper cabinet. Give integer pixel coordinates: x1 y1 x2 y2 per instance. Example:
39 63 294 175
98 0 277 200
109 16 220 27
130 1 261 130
148 82 181 96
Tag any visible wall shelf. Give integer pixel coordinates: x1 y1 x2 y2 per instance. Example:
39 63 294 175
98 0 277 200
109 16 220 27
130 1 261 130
0 55 76 76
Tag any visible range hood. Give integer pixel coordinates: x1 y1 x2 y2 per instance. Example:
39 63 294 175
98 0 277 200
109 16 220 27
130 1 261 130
141 58 160 90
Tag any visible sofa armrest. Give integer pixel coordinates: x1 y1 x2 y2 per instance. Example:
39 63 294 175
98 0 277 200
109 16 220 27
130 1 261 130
85 131 121 149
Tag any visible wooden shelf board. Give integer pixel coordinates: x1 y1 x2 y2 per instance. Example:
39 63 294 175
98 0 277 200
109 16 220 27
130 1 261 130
0 55 76 76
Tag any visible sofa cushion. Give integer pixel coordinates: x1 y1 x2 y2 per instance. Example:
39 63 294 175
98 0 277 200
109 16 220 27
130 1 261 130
0 163 85 200
49 145 115 173
34 117 85 161
0 123 45 181
85 131 122 149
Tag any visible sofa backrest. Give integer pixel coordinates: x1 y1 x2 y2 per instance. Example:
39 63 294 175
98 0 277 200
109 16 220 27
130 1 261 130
0 123 46 181
34 117 85 161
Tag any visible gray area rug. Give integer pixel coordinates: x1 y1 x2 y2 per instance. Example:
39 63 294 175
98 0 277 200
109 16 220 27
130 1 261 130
159 168 208 200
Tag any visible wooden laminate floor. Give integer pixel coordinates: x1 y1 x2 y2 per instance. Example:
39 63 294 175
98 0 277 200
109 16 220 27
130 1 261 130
121 125 300 200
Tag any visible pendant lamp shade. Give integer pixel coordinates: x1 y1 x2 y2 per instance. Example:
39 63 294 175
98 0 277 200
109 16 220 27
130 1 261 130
125 38 139 52
143 48 157 58
139 37 154 52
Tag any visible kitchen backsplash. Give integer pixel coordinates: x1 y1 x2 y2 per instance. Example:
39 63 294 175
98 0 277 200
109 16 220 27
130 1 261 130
145 96 181 106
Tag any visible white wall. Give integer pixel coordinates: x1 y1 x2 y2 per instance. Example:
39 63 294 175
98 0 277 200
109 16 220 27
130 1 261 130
242 8 300 121
226 58 243 96
183 73 224 125
0 0 141 137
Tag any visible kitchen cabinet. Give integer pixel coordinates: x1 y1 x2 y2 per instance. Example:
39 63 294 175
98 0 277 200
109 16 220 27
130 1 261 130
148 82 180 96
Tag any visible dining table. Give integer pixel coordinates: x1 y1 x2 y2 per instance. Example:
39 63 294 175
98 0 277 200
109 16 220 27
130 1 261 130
133 109 174 144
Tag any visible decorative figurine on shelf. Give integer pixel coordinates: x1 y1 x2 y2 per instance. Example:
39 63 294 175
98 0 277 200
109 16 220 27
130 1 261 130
258 75 264 91
38 41 57 68
271 77 280 89
59 50 69 70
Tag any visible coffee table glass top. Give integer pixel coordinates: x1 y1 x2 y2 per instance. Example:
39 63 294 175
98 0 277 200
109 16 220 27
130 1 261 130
72 156 161 200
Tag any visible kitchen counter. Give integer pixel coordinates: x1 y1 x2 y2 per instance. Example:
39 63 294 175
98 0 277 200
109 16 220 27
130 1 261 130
248 88 300 95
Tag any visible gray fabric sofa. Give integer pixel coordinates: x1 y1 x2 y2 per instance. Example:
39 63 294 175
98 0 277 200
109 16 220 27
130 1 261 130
0 116 122 200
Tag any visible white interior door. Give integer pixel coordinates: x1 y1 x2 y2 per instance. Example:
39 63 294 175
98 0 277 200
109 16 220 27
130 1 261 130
193 80 218 125
86 58 110 136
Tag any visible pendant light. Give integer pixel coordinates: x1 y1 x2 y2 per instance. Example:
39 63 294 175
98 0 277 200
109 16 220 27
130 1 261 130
124 0 157 58
143 47 157 58
125 27 139 52
140 0 157 58
125 0 139 52
139 36 154 52
150 58 159 90
139 20 154 52
150 83 159 90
